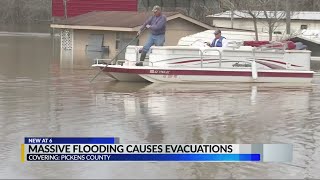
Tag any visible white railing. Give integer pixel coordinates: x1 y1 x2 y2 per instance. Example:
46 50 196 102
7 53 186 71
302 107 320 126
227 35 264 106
94 58 131 66
94 58 111 65
311 56 320 61
199 48 222 68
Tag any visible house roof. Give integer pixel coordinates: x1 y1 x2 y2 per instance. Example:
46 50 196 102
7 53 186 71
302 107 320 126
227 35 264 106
51 11 215 31
207 11 320 21
296 29 320 44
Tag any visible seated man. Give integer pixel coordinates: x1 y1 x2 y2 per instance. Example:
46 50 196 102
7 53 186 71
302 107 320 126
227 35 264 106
206 29 228 47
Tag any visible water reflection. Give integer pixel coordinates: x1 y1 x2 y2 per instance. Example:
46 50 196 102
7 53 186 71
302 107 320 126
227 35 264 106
93 81 315 146
90 81 319 178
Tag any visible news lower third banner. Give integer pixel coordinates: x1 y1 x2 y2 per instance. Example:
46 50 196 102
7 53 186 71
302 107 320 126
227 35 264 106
21 137 292 162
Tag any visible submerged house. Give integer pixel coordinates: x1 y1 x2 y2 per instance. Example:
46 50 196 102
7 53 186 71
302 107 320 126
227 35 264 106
50 11 216 60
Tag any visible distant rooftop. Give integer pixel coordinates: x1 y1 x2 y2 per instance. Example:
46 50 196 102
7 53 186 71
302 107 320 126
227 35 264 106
54 11 180 28
178 29 320 46
207 11 320 21
51 11 216 31
298 29 320 44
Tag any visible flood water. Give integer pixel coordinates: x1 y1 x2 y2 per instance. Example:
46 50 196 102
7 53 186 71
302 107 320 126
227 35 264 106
1 35 320 179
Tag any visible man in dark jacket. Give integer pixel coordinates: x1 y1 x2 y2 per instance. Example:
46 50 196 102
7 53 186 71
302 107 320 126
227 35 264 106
136 5 167 66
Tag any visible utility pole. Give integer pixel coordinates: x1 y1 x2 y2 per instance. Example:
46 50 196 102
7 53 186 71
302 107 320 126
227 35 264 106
63 0 68 19
285 0 290 35
231 8 234 29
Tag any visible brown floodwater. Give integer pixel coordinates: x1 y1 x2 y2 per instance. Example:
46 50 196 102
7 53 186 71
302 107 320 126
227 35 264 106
0 35 320 179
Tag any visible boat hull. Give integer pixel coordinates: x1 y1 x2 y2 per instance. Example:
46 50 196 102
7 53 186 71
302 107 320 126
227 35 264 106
101 65 147 82
108 72 148 82
105 66 314 83
140 74 313 83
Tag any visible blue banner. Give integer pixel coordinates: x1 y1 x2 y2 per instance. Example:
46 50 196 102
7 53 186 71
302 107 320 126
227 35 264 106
24 137 117 144
26 154 260 162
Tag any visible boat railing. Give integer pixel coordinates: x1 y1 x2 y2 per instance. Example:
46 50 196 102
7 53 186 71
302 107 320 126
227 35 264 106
116 60 126 65
94 58 129 66
147 46 223 68
135 46 140 63
199 48 222 68
249 47 264 63
93 58 111 65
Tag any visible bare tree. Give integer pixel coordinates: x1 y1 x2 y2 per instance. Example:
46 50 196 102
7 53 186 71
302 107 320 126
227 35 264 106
190 0 212 23
0 0 51 24
286 0 314 35
285 0 290 34
221 0 261 40
300 0 320 11
220 0 310 41
137 0 218 24
313 0 320 10
26 0 51 22
0 0 15 24
138 0 149 11
258 0 306 40
257 0 286 40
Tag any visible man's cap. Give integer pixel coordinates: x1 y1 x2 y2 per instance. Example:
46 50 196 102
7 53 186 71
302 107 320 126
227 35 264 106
214 29 221 35
152 5 161 12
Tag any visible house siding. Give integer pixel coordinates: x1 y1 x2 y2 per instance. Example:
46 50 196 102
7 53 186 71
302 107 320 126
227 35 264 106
52 0 138 17
73 29 117 58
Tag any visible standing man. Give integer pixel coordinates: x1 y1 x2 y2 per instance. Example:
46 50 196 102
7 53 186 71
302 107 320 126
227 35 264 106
207 29 228 48
136 5 167 66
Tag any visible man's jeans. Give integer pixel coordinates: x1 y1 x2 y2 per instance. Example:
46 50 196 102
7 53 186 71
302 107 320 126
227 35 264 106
142 34 165 53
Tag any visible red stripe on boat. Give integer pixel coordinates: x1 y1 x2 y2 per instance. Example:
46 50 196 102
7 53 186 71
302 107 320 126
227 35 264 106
104 67 313 78
169 59 219 64
168 58 303 68
258 59 303 67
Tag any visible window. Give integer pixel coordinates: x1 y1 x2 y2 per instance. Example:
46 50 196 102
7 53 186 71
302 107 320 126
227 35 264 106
301 25 308 30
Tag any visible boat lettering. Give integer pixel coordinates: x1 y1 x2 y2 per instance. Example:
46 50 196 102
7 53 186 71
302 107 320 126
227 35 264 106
150 70 170 74
162 75 178 78
232 62 251 67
